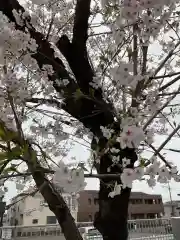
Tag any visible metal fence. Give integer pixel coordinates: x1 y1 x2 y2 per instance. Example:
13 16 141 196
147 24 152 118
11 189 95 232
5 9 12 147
127 219 173 239
86 218 174 240
0 218 174 240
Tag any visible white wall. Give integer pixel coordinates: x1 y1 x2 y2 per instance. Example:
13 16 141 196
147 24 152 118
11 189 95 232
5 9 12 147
164 205 180 218
7 192 78 226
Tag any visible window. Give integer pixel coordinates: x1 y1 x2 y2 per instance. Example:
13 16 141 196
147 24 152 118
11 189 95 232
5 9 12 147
32 219 38 224
94 198 98 205
131 214 144 220
46 216 57 224
131 199 136 204
72 196 76 210
89 215 92 222
15 219 18 226
67 196 71 208
147 213 155 219
88 198 91 205
145 199 153 204
138 199 143 204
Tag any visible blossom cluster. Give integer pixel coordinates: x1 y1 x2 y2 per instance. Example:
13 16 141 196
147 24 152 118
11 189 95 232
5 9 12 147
108 157 180 198
52 161 87 194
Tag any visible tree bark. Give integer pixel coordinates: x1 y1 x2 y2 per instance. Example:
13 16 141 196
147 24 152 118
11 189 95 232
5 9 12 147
93 138 138 240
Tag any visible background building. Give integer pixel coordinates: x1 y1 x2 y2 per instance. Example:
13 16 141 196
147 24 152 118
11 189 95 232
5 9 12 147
128 192 164 219
6 191 78 226
77 190 164 222
164 201 180 218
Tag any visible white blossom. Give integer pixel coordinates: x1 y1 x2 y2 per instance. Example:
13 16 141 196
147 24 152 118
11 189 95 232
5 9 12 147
170 166 178 175
31 0 48 5
122 157 131 168
62 79 69 86
108 182 121 198
53 162 86 194
134 167 144 180
147 177 156 187
117 125 145 148
89 76 101 89
112 155 120 164
42 65 54 76
158 165 171 180
172 174 180 182
121 168 135 189
100 126 114 139
110 148 120 154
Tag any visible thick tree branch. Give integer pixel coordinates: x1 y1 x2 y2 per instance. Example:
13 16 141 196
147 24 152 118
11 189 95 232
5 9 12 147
159 75 180 92
72 0 91 48
146 143 171 168
26 98 62 108
56 0 93 93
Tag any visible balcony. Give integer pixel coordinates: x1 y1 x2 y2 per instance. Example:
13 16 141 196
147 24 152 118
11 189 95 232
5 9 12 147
128 203 164 214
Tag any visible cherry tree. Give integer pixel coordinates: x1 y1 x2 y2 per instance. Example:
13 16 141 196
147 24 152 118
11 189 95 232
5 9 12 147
0 0 180 240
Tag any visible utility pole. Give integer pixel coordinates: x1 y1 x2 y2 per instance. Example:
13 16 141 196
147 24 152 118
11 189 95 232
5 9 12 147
167 182 175 217
162 183 175 217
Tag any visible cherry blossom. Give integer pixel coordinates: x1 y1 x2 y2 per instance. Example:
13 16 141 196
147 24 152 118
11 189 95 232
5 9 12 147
108 182 121 198
147 177 156 188
31 0 48 5
158 165 171 180
117 125 145 149
121 168 135 189
53 161 86 194
100 126 114 139
122 157 131 168
89 76 101 89
110 148 120 154
134 167 144 180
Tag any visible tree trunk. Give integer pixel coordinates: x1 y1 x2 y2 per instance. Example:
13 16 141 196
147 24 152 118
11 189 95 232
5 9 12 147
94 190 130 240
94 142 137 240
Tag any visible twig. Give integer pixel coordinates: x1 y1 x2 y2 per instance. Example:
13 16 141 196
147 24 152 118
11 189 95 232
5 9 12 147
143 85 180 130
159 75 180 92
146 125 180 168
6 188 39 209
154 40 180 76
